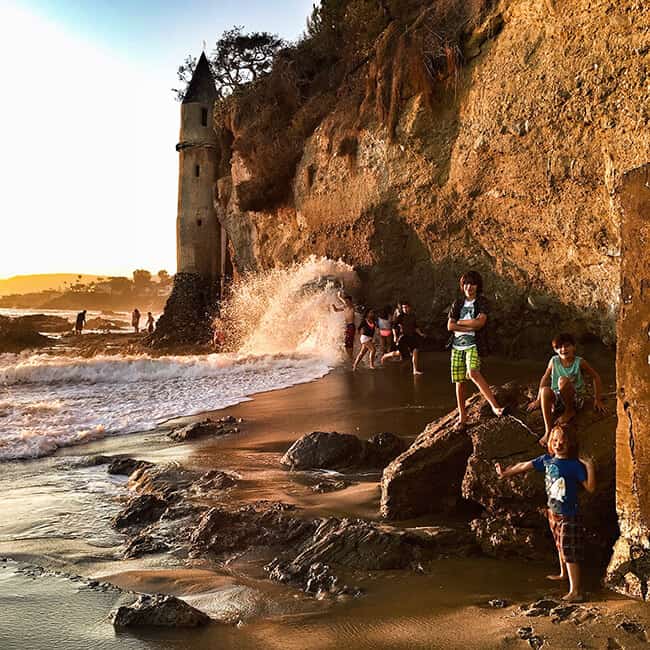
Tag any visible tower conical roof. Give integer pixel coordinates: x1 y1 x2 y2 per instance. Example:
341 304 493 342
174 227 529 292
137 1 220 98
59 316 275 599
183 52 217 104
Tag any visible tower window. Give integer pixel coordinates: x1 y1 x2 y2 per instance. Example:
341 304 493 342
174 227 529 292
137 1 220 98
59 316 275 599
201 108 208 126
194 164 200 177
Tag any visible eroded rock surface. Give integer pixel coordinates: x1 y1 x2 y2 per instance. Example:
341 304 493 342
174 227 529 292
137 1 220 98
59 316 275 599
110 594 211 628
169 416 242 442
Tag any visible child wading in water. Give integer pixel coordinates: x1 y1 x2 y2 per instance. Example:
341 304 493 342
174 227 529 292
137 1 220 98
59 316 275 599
353 309 377 371
447 271 504 431
377 306 394 356
527 332 605 446
495 426 596 602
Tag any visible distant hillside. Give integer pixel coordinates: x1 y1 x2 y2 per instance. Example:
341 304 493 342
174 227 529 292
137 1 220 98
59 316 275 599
0 274 103 296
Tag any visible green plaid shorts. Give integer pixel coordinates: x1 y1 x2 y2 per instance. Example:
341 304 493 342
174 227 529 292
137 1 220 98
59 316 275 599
451 346 480 383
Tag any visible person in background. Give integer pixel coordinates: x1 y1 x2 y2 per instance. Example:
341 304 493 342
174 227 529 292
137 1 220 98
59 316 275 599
381 300 425 375
495 426 596 602
74 310 86 335
146 312 155 334
353 308 377 371
331 291 356 360
377 306 394 356
131 308 141 333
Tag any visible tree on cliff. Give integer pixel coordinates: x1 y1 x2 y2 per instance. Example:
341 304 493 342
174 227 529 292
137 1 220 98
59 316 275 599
173 27 285 101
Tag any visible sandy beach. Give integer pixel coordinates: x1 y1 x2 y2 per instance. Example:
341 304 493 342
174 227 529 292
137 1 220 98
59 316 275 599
3 347 646 650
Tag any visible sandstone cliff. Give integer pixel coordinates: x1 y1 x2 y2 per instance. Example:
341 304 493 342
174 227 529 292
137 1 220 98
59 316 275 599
212 0 648 351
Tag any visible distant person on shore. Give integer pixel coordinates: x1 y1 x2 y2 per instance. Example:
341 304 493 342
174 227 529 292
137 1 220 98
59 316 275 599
527 332 606 446
146 312 155 334
74 310 86 335
353 308 377 371
495 426 596 602
381 300 425 375
131 308 141 333
377 306 394 356
331 291 355 359
447 270 504 431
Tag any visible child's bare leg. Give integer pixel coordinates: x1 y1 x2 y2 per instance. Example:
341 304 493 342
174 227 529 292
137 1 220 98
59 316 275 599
412 349 423 375
563 562 582 601
368 343 376 369
381 350 399 364
547 549 567 580
352 346 367 371
539 387 556 445
556 377 577 425
455 382 468 424
467 369 504 416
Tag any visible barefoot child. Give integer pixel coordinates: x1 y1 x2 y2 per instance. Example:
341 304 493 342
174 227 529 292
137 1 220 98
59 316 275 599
381 301 425 374
331 291 355 360
527 332 606 445
495 426 596 602
353 309 377 371
447 270 504 431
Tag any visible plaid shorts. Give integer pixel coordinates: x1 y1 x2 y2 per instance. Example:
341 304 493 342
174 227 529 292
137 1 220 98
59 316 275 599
451 346 480 383
548 510 584 564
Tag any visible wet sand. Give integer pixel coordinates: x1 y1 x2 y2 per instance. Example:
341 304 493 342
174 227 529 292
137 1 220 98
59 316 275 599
2 348 639 650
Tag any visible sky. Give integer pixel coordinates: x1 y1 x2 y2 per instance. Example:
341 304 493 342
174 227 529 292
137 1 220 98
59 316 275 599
0 0 315 279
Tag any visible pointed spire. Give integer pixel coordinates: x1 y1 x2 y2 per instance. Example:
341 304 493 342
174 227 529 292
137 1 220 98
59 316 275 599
182 52 217 104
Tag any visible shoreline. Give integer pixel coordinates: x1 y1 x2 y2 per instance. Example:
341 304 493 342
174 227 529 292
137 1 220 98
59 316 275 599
3 347 642 649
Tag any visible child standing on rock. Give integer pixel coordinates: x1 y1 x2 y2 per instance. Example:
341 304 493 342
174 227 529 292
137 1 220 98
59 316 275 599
353 308 377 371
495 426 596 602
447 270 504 431
527 332 606 446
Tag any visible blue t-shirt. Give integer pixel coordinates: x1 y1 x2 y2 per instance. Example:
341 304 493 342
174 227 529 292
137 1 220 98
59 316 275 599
532 455 587 516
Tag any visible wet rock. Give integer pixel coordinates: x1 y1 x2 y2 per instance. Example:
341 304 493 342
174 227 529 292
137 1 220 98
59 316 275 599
13 314 71 333
112 494 168 529
518 626 534 639
281 431 366 470
528 635 545 649
123 533 170 559
129 464 202 501
488 598 509 608
169 417 241 442
311 480 350 493
616 618 646 638
107 457 154 476
281 430 407 471
523 599 561 617
549 603 579 622
0 316 53 352
110 593 211 628
190 503 316 557
191 470 237 493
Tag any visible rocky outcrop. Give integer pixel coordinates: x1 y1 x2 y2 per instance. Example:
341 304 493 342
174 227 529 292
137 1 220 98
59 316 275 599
169 416 242 442
110 594 211 627
151 272 219 347
0 316 53 353
606 164 650 599
281 430 407 471
106 457 154 476
211 0 647 351
382 382 617 563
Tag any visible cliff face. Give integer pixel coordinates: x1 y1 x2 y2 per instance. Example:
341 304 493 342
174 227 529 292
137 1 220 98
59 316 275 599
214 0 648 351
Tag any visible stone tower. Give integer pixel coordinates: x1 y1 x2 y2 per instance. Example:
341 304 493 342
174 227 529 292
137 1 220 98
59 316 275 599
176 52 221 279
152 53 224 346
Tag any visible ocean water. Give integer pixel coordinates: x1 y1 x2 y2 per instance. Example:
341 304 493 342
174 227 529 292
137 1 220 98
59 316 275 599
0 257 359 461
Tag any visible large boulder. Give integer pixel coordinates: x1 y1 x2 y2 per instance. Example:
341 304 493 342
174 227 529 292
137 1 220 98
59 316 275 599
381 382 616 564
281 430 407 471
110 594 211 627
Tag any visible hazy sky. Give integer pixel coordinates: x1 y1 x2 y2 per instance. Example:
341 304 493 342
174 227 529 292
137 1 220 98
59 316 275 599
0 0 314 279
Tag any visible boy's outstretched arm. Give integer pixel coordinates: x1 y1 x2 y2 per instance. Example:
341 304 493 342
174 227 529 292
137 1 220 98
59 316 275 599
580 456 596 493
580 359 606 413
526 362 553 411
495 460 534 479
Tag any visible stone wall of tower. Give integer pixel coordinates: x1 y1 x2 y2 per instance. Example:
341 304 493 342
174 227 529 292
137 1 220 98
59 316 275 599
176 101 221 280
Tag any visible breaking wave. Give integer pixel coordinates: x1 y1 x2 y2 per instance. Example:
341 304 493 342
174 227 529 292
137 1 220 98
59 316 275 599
0 257 358 460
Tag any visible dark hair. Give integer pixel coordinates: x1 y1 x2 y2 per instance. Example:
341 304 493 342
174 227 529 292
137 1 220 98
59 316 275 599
379 305 391 319
459 270 483 294
547 426 579 459
552 332 576 348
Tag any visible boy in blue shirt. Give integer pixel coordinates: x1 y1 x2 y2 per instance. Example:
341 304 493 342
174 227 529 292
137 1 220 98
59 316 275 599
527 332 606 445
496 426 596 602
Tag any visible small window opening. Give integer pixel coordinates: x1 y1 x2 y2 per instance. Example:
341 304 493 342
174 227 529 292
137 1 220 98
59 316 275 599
197 219 202 226
201 108 208 126
194 164 200 177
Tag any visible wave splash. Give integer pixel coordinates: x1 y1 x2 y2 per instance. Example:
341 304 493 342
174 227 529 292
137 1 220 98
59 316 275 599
0 257 357 460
